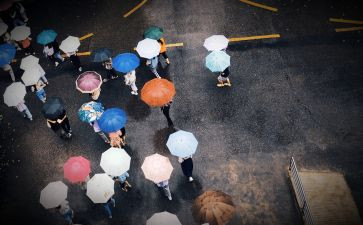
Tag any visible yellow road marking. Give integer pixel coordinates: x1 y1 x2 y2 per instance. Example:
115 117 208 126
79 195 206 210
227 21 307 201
228 34 280 42
79 33 94 41
335 26 363 32
239 0 278 12
329 18 363 25
133 42 183 50
76 51 91 56
123 0 148 18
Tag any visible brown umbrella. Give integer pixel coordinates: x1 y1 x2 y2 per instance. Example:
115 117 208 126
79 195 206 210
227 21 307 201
192 190 235 225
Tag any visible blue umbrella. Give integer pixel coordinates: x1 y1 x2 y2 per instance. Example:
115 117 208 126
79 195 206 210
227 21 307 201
91 48 113 62
0 44 16 67
112 53 140 73
78 101 104 123
205 50 230 72
37 29 57 45
97 108 127 133
166 130 198 157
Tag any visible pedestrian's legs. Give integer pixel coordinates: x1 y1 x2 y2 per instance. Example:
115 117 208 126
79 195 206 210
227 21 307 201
103 203 112 218
150 67 161 78
70 55 82 71
130 81 138 95
163 185 172 200
162 106 173 127
61 117 71 134
40 75 48 84
161 52 170 64
63 209 73 225
36 89 46 103
97 131 109 143
107 69 118 79
55 52 64 62
22 107 32 121
8 67 15 82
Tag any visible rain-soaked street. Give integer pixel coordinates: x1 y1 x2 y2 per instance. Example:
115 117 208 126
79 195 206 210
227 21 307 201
0 0 363 224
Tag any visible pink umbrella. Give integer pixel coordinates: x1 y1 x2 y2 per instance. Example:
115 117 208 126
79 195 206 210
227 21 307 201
0 0 13 11
75 71 102 93
63 156 91 183
141 153 173 183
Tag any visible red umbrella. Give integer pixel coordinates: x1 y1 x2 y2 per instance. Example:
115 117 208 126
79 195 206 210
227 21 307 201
63 156 91 183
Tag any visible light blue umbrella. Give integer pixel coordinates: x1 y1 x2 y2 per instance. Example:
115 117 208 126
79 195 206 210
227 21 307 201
97 108 127 133
37 29 57 45
205 50 230 72
166 130 198 157
78 101 104 123
112 53 140 73
0 44 16 66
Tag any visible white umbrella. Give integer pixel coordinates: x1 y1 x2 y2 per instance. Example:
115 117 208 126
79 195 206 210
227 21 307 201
166 130 198 158
21 65 42 86
203 35 229 51
136 38 161 59
141 153 173 183
3 82 26 107
60 36 80 53
86 173 114 203
147 211 182 225
0 22 8 36
10 25 31 41
39 181 68 209
100 147 131 177
20 55 39 70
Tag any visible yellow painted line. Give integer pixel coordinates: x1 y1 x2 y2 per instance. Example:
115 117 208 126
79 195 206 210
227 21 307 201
239 0 278 12
123 0 148 18
76 51 91 56
166 43 184 47
79 33 94 41
228 34 280 42
329 18 363 25
335 26 363 32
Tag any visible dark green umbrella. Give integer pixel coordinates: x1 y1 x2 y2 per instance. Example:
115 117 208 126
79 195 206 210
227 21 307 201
41 97 65 120
144 26 164 40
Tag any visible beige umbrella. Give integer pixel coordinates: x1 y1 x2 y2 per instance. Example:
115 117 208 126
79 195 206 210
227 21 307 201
60 36 80 53
39 181 68 209
100 147 131 177
141 153 173 183
3 82 26 107
20 55 39 70
192 190 236 225
146 211 182 225
10 25 30 41
21 66 42 86
86 173 114 203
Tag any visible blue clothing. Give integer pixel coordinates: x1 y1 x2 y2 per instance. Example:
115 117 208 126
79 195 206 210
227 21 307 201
36 89 46 101
150 56 158 69
118 172 129 182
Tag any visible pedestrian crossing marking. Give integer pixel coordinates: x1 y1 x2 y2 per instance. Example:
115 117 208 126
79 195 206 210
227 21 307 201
335 26 363 32
239 0 278 12
329 18 363 25
228 34 280 42
123 0 148 18
79 33 94 41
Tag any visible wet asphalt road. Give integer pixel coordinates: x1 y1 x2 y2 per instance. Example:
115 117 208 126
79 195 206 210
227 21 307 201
0 0 363 225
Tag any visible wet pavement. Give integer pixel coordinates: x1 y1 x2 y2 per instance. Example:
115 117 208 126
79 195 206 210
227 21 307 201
0 0 363 224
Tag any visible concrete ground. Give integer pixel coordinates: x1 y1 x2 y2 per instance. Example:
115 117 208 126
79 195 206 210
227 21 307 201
0 0 362 224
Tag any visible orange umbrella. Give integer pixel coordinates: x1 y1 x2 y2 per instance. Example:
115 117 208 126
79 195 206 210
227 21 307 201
141 78 175 107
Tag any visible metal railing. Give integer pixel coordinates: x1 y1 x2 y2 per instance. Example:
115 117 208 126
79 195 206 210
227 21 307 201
289 157 315 225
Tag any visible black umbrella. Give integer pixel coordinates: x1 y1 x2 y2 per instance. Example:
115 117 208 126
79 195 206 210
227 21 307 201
41 97 65 120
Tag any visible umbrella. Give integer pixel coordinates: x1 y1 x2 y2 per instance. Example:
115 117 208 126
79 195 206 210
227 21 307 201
136 38 161 59
112 53 140 73
0 43 16 66
146 211 182 225
10 25 31 41
203 35 229 51
91 48 112 62
166 130 198 157
192 190 236 225
0 0 13 11
86 173 114 203
39 181 68 209
78 101 104 123
141 78 175 107
41 97 65 120
60 36 80 53
141 153 173 183
3 82 26 107
76 71 102 94
144 26 164 40
205 50 230 72
63 156 91 183
0 22 8 36
37 29 57 45
97 108 127 133
20 55 39 70
100 147 131 176
21 66 42 86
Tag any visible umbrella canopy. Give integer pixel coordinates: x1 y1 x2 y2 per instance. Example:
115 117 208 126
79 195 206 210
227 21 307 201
60 36 80 53
0 43 16 66
203 35 229 51
10 25 31 41
86 173 114 203
192 190 236 225
144 26 164 40
0 22 8 36
146 211 182 225
39 181 68 209
41 97 65 120
0 0 13 11
112 53 140 73
78 101 104 123
97 108 127 133
3 82 26 107
76 71 102 94
141 78 175 107
100 147 131 176
141 153 173 183
63 156 91 183
91 48 113 62
37 29 57 45
21 66 42 86
136 38 161 59
20 55 39 70
166 130 198 157
205 50 230 72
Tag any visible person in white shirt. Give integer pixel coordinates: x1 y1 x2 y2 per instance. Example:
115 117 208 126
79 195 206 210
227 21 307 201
124 70 138 95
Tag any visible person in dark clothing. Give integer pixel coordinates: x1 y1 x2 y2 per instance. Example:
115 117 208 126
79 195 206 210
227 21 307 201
178 155 194 182
217 67 231 87
43 41 64 67
102 58 118 82
161 101 173 127
46 110 72 138
65 51 82 72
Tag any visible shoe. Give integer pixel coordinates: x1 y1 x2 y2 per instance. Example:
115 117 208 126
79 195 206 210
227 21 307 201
131 91 138 95
156 75 161 79
225 79 232 86
25 53 30 56
189 177 194 182
66 133 72 138
217 83 225 87
125 181 132 188
122 187 128 192
166 58 170 64
55 62 59 67
109 215 112 219
78 67 82 72
103 78 109 83
29 118 33 121
168 196 172 200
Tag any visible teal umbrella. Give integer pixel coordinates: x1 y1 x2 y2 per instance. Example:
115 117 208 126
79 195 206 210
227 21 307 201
166 130 198 157
144 26 164 40
205 50 230 72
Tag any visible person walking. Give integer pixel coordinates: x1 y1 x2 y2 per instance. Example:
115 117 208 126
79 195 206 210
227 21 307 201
89 88 101 101
156 180 172 200
178 155 194 182
217 67 231 87
161 101 173 127
102 58 118 82
15 100 32 121
56 200 74 225
108 127 126 148
146 56 161 78
158 38 170 65
2 64 15 82
111 172 131 192
18 36 35 55
103 197 116 219
43 41 64 67
36 64 49 85
80 175 90 191
89 120 109 143
65 50 82 72
31 79 47 103
124 70 138 95
46 110 72 139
